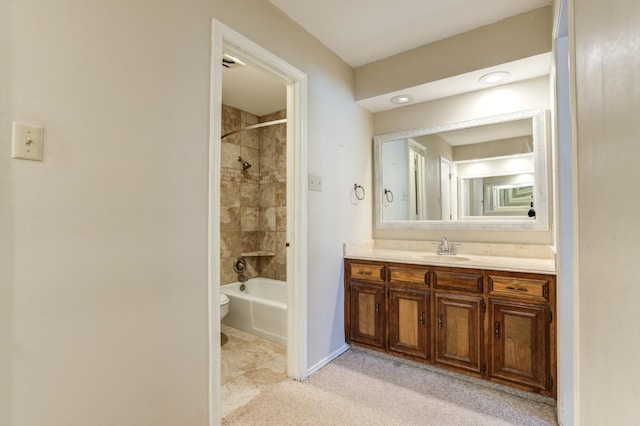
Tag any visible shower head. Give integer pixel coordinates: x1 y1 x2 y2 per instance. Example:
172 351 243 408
238 156 252 171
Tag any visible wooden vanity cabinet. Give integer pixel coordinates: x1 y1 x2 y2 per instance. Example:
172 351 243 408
349 281 386 348
344 259 556 396
387 265 430 360
432 268 485 375
487 272 555 392
489 300 549 390
345 262 386 349
434 293 484 374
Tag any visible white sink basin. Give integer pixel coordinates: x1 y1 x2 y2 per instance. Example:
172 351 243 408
411 255 471 262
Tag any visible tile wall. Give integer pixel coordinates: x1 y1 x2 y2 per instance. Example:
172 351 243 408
220 105 287 284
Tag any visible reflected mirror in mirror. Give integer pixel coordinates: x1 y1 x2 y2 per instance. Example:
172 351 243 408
374 108 548 231
460 173 534 217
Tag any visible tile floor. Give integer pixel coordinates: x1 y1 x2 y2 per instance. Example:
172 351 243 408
221 324 288 418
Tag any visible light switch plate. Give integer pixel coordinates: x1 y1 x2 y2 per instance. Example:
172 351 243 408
12 121 44 161
309 174 323 192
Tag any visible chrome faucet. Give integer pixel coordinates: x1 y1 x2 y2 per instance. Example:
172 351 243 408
234 256 249 283
437 237 456 255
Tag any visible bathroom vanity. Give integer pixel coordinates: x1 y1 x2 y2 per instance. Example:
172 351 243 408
354 105 558 396
343 244 556 397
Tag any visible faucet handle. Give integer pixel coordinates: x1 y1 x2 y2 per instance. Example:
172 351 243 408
233 256 246 273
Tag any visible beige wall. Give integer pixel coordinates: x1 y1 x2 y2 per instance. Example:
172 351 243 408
573 0 640 423
374 77 550 135
2 1 213 424
355 6 552 100
373 76 553 244
453 136 533 162
1 0 373 425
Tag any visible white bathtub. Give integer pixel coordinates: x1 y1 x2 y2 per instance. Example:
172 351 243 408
220 277 287 345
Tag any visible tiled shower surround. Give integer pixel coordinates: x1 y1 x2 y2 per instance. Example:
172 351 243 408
220 104 286 284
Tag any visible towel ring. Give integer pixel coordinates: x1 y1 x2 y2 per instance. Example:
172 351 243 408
354 184 365 201
384 188 394 203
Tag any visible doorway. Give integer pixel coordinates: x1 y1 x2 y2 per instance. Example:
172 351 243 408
210 20 308 425
407 141 427 220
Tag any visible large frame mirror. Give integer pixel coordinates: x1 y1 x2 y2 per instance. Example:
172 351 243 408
374 108 549 231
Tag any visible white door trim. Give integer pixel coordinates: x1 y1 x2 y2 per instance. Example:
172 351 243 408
440 156 453 220
209 19 308 426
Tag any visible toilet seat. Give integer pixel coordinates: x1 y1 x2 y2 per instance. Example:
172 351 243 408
219 293 229 305
220 293 230 320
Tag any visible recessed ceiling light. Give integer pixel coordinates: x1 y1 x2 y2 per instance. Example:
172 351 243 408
391 94 414 104
479 71 510 84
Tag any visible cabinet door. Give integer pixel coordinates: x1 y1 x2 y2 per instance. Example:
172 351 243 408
489 300 550 391
388 288 429 359
435 293 483 374
349 281 386 348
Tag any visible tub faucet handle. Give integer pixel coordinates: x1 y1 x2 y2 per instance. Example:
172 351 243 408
233 256 246 273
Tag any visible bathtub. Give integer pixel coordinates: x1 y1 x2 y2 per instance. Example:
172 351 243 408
220 277 287 345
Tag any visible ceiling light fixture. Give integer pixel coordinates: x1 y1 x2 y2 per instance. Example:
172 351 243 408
479 71 510 84
222 53 246 68
390 94 413 104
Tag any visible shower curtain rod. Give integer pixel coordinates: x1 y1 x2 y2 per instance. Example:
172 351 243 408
221 118 287 140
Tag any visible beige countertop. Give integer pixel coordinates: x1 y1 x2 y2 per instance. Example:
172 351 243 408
344 248 556 275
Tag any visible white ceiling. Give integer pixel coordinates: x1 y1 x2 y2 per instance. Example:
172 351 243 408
267 0 551 67
222 0 552 116
222 62 286 117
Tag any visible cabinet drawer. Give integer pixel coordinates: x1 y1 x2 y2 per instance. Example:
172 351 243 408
433 269 483 293
349 263 385 283
488 275 550 302
389 266 429 288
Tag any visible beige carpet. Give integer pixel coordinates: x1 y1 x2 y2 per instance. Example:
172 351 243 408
222 348 557 426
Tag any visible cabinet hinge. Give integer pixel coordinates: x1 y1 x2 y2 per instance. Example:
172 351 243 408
482 361 486 373
548 311 553 323
481 300 486 313
548 376 554 389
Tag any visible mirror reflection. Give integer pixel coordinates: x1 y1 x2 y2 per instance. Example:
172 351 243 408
374 109 548 231
460 174 534 217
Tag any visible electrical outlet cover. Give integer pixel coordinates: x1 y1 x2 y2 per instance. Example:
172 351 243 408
308 174 323 192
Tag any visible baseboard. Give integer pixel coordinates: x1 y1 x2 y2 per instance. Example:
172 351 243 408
305 343 350 377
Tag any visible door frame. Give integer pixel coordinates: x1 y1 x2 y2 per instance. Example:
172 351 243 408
440 156 453 220
209 19 308 425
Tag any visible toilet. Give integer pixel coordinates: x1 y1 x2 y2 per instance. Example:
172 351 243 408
220 293 230 320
